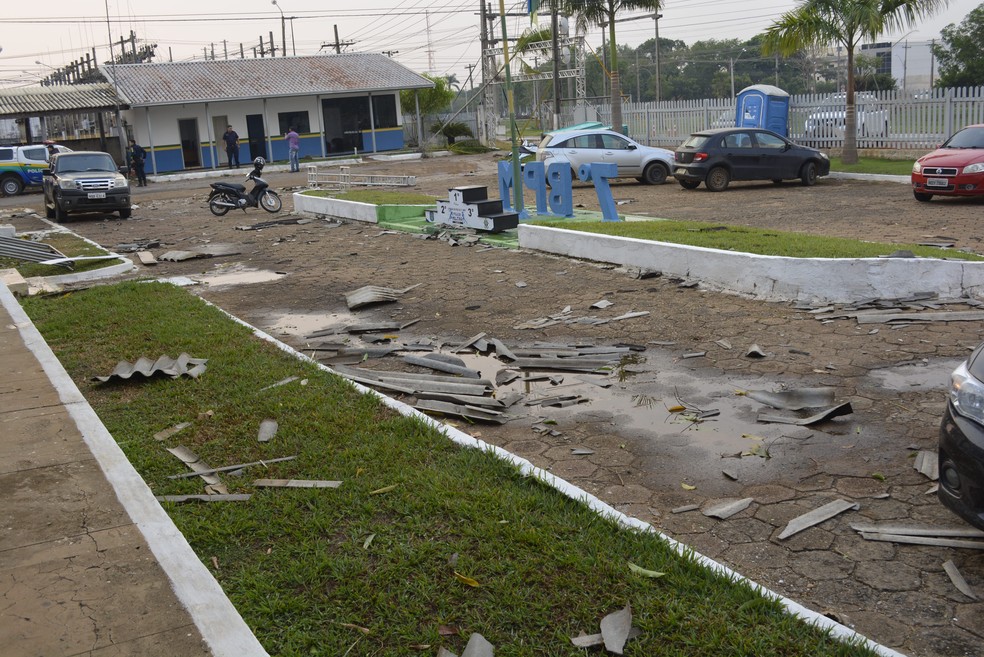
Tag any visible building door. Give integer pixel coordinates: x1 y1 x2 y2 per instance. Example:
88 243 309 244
212 115 228 166
246 114 266 160
178 118 201 168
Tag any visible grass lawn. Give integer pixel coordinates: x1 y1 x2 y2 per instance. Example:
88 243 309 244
0 233 124 277
533 219 983 260
21 281 879 657
828 157 914 176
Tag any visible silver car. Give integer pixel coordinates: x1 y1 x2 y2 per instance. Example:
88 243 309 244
535 128 675 184
804 92 889 138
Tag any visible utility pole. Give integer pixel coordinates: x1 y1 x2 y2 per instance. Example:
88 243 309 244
426 11 436 73
270 32 276 56
653 13 662 102
259 36 266 57
465 63 476 91
224 40 228 60
551 5 561 130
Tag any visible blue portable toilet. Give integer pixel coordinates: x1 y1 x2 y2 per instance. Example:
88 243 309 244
734 84 790 137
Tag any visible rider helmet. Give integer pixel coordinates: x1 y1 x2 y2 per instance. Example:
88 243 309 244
253 156 265 170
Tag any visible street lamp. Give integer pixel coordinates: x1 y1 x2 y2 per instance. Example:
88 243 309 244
272 0 287 57
729 48 747 99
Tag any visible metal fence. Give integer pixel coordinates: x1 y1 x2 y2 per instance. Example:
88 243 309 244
587 86 984 151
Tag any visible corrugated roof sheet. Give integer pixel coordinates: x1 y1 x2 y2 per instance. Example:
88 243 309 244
0 83 123 118
101 53 434 107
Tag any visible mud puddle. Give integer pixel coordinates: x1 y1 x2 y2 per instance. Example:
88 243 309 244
866 357 962 392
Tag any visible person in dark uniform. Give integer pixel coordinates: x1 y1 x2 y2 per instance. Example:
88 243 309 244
128 139 148 187
223 125 240 168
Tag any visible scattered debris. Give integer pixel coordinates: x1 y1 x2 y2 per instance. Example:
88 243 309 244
260 375 300 391
257 418 279 443
253 479 342 488
167 455 297 479
714 339 732 350
600 604 636 655
913 450 940 481
857 310 984 324
852 523 984 550
234 217 304 231
627 562 665 578
344 283 421 310
722 467 739 481
681 352 706 359
757 402 853 426
166 445 227 494
943 560 979 600
744 387 836 411
777 499 859 539
153 421 191 442
93 353 207 382
156 494 251 503
0 235 72 269
515 281 527 288
702 497 754 519
745 344 767 358
671 504 699 514
402 354 482 378
571 448 595 455
136 251 157 266
591 299 614 309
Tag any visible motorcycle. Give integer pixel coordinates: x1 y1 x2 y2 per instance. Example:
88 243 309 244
207 157 283 216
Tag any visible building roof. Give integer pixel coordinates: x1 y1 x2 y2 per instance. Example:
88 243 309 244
0 83 124 119
101 53 434 107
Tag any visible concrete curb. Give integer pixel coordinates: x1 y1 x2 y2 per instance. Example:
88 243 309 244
0 284 268 657
829 171 910 184
518 224 984 304
199 293 907 657
293 192 379 223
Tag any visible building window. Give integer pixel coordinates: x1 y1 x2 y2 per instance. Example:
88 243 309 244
278 111 310 134
371 95 398 129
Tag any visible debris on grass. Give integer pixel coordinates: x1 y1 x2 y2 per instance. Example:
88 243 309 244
257 418 278 442
156 494 251 502
166 445 227 493
166 455 297 479
363 534 376 549
453 571 481 587
253 478 342 488
777 499 859 540
260 375 300 391
600 604 635 655
93 353 207 382
627 562 665 579
153 421 191 442
370 484 398 495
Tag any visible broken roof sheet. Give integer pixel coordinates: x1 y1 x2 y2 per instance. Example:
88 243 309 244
0 82 124 119
100 53 434 107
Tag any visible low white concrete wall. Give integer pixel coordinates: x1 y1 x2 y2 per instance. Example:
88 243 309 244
293 193 378 223
519 224 984 304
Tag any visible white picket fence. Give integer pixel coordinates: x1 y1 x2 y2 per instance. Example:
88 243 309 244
584 87 984 151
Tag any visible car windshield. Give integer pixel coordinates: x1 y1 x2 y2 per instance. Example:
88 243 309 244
680 135 710 149
55 154 117 173
943 127 984 149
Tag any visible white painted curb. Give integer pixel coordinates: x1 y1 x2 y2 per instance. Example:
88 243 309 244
519 224 984 304
0 284 268 657
201 293 907 657
293 192 378 223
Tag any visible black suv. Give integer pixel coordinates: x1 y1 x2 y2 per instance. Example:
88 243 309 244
43 151 131 220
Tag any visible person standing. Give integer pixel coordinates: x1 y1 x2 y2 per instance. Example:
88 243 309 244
223 125 240 168
286 126 300 172
128 139 148 187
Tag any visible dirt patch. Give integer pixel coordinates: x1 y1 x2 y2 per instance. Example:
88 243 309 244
4 154 984 657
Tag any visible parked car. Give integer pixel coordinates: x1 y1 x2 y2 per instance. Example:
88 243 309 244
0 143 71 196
535 128 675 184
911 124 984 202
939 343 984 530
672 127 830 192
42 151 131 221
803 92 889 138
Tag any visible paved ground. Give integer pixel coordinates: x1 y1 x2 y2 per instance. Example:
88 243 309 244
4 154 984 657
0 288 213 657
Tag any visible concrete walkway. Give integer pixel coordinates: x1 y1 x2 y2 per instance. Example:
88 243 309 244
0 284 266 657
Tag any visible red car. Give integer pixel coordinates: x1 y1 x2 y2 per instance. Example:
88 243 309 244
911 124 984 202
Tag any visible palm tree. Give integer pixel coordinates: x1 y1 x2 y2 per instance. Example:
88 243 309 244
563 0 663 135
762 0 946 163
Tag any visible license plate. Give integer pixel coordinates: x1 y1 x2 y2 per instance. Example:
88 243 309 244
926 178 948 188
87 192 106 199
675 168 687 175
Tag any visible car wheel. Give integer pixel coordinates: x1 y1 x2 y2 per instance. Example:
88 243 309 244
705 167 730 192
642 162 669 185
1 176 23 196
53 197 65 222
119 207 132 219
44 192 55 218
800 161 818 187
679 180 700 190
914 191 934 202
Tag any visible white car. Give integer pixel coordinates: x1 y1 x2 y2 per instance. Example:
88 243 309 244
804 92 889 138
535 128 675 184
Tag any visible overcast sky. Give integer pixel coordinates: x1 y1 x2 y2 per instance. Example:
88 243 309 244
0 0 979 87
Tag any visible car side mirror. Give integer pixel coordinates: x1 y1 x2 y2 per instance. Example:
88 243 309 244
627 144 637 150
119 166 129 175
42 169 52 176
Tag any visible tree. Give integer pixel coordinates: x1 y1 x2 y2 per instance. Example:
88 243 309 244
563 0 663 133
933 3 984 87
762 0 946 163
399 74 455 118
